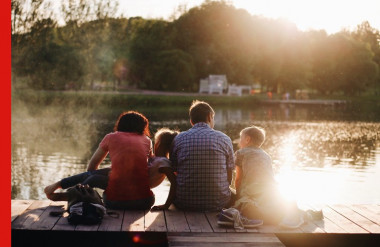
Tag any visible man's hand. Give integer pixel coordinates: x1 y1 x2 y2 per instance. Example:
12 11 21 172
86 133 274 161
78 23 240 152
151 204 169 211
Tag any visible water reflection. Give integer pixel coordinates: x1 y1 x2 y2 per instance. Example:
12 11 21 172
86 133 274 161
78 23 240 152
11 102 380 204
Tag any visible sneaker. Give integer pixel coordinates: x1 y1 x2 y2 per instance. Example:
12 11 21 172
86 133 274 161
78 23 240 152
305 209 324 220
217 211 234 226
240 216 264 228
279 212 305 229
217 208 263 228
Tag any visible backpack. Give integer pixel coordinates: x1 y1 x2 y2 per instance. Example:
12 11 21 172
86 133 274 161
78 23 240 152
66 184 106 225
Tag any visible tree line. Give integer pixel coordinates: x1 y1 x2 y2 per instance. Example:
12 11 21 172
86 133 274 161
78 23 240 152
11 0 380 95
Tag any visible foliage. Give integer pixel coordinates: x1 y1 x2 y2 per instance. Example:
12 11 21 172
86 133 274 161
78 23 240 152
11 0 380 96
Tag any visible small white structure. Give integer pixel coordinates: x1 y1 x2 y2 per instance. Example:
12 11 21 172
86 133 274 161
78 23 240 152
199 75 228 95
227 84 252 96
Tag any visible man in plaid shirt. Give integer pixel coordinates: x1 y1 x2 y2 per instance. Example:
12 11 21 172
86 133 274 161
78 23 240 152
170 100 235 211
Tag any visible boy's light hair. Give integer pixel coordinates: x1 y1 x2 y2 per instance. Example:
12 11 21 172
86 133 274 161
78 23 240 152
240 126 266 147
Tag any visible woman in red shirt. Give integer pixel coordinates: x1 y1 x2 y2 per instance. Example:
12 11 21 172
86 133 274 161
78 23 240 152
44 111 155 210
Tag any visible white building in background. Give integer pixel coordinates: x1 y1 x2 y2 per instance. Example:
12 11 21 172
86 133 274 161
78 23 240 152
199 74 258 96
227 84 252 96
199 75 228 95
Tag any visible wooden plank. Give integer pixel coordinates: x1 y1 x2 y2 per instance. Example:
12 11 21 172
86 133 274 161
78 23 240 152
350 204 380 225
122 210 145 231
184 212 213 232
165 209 191 232
11 200 51 229
302 203 346 233
11 200 33 222
169 243 283 247
52 212 76 231
323 205 368 233
167 232 285 246
97 209 124 232
310 216 346 233
258 224 302 234
204 211 238 232
145 210 167 232
364 204 380 213
329 204 380 233
75 222 100 231
29 201 66 230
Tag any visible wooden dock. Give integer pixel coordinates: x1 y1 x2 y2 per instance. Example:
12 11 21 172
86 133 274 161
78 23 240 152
11 200 380 247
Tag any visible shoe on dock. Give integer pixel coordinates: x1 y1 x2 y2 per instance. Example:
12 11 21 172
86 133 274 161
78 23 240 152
279 212 305 229
217 208 263 228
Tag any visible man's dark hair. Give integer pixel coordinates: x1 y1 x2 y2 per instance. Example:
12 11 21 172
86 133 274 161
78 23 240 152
114 111 150 137
189 100 215 124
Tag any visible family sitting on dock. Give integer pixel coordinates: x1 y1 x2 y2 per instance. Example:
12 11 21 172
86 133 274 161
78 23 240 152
44 100 322 228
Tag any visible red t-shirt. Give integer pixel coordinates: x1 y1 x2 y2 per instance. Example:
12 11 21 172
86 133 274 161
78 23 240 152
99 132 153 201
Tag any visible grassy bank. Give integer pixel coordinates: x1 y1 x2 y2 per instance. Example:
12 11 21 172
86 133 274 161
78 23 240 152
12 89 380 109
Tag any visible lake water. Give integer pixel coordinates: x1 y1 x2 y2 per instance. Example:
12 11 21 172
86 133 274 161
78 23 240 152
11 99 380 206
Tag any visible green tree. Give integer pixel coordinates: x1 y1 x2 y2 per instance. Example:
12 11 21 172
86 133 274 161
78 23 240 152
172 1 259 89
351 22 380 94
17 18 84 90
58 0 119 89
127 18 174 88
307 30 338 94
149 49 196 91
330 33 378 95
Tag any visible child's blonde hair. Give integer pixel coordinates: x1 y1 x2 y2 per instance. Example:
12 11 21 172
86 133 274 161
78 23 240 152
240 126 266 147
154 128 179 157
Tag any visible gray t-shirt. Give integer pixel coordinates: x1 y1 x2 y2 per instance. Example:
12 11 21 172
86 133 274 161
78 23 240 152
234 147 275 202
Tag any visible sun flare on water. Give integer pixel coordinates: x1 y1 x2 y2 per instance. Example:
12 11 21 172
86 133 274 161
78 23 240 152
274 132 347 206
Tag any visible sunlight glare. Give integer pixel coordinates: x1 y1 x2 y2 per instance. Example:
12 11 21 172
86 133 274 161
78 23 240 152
232 0 378 33
274 131 349 205
276 169 348 205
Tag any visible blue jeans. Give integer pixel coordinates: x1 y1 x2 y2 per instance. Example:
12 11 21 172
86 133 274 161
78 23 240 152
61 168 155 210
60 168 110 189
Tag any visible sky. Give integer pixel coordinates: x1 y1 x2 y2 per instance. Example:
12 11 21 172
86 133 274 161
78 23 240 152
116 0 380 34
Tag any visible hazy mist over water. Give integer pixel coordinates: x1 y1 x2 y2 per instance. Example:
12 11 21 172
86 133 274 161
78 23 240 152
11 98 380 205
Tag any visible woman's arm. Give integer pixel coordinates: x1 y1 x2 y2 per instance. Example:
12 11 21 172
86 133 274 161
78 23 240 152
151 167 177 210
87 147 108 171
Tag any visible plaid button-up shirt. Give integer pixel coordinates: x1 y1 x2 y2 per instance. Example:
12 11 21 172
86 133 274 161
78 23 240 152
170 122 235 211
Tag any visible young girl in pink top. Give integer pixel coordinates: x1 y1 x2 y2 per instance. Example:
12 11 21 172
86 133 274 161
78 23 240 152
44 111 155 209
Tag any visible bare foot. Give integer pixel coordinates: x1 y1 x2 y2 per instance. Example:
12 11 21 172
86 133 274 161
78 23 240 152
48 192 69 201
44 182 61 200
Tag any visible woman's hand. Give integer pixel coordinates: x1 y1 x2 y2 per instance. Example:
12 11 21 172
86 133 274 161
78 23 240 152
151 204 169 211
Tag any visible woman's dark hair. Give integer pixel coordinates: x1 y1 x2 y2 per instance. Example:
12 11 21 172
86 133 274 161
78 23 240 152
114 111 150 137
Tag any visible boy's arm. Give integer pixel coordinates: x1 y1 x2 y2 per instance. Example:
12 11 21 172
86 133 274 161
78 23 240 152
151 167 177 210
235 166 242 194
225 137 235 185
227 168 233 185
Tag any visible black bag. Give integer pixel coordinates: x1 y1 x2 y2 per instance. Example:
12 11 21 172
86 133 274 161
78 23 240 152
66 184 106 225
